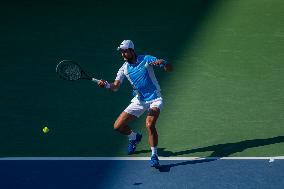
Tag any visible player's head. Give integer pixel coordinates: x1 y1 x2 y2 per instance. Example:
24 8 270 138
117 40 136 62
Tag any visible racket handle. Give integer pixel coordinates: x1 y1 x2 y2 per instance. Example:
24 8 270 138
91 78 99 83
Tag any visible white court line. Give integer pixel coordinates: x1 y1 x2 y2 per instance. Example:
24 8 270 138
0 157 284 160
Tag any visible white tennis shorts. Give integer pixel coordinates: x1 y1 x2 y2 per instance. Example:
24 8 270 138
124 96 163 118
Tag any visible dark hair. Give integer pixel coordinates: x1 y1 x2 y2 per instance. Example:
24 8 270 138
129 48 137 59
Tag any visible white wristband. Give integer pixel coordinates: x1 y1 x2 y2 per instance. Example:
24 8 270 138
104 81 111 89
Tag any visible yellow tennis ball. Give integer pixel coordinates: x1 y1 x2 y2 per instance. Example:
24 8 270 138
42 126 49 133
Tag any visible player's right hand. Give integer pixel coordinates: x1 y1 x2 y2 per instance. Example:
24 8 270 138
98 80 111 89
98 79 107 88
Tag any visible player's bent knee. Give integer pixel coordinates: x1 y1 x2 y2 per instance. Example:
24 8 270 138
114 121 123 131
146 122 155 130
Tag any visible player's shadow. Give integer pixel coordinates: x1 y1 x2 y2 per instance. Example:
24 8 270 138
157 158 216 172
134 135 284 172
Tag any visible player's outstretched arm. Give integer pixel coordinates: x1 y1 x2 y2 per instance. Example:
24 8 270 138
110 80 121 92
98 79 120 92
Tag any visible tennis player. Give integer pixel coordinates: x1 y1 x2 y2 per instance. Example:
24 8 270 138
98 40 172 167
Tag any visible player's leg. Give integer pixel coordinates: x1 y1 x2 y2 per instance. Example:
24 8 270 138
113 111 136 135
114 97 145 135
115 97 146 154
146 107 160 149
146 107 160 167
146 98 163 167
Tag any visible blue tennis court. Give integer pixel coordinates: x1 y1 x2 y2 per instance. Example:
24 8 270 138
1 158 283 189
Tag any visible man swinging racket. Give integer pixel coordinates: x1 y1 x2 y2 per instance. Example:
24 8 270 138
98 40 172 167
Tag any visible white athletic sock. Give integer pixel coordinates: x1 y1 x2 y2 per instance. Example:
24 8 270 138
151 147 158 156
128 131 137 140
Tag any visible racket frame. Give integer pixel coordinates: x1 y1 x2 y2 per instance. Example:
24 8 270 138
56 60 99 83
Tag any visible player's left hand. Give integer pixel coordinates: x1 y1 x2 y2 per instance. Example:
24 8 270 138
151 59 164 66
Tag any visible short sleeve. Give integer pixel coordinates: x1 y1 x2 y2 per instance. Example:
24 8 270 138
115 63 126 83
146 55 158 66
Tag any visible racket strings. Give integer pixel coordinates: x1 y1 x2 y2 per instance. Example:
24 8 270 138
57 62 82 80
63 65 81 80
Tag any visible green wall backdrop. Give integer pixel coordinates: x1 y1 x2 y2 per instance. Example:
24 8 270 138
0 0 283 157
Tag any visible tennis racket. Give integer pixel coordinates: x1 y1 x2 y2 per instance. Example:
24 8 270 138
56 60 99 83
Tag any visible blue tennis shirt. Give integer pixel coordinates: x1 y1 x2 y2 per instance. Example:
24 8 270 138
115 55 164 102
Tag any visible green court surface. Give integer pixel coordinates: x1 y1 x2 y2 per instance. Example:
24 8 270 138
0 0 283 157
